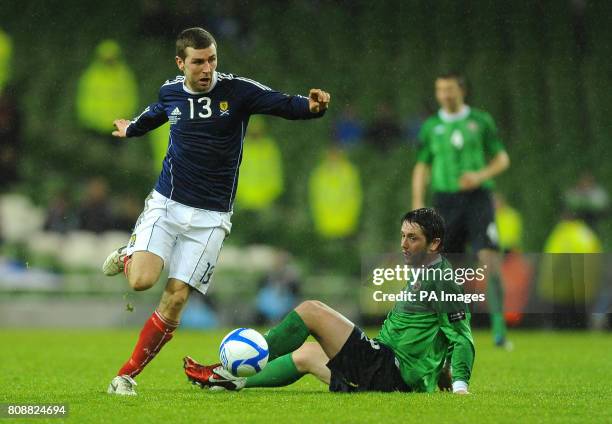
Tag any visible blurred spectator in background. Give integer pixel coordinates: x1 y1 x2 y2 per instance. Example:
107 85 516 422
590 264 612 330
538 209 603 329
0 27 11 94
235 117 283 210
180 296 220 329
332 105 364 148
0 28 14 246
77 177 115 233
0 87 21 190
563 172 609 231
493 192 532 328
76 40 138 134
309 146 362 238
365 102 401 151
44 190 77 233
255 251 301 325
494 192 523 253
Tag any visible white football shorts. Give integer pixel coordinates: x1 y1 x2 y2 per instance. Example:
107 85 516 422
127 190 232 294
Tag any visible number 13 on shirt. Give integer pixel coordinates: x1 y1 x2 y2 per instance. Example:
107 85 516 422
188 97 212 119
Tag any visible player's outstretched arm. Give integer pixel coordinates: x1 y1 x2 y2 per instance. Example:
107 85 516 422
308 89 331 113
117 102 168 138
240 78 329 119
112 119 131 138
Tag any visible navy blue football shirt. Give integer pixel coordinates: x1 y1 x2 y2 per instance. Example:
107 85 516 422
126 72 326 212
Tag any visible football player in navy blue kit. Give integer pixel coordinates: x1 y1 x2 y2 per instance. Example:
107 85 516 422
102 27 330 395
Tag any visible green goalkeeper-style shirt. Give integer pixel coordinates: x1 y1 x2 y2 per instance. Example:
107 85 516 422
416 106 505 193
375 256 475 392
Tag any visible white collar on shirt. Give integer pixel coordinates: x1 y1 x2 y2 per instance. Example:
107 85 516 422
182 71 218 95
438 105 470 123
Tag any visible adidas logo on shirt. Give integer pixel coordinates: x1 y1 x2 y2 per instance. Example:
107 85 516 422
169 107 182 124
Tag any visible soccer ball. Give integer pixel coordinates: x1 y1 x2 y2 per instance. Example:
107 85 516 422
219 328 269 377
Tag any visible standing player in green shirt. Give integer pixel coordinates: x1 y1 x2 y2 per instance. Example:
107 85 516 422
184 208 474 394
412 72 511 347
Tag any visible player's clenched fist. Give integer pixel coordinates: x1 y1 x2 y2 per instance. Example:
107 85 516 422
112 119 131 138
308 89 331 113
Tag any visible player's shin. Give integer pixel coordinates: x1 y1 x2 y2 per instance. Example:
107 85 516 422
244 353 304 388
117 309 178 377
263 310 310 360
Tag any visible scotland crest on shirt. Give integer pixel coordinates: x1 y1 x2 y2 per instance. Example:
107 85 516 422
219 101 230 117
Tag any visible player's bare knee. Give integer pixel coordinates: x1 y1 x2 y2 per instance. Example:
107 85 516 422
311 300 329 309
295 300 325 327
296 300 318 317
128 274 156 291
128 267 161 291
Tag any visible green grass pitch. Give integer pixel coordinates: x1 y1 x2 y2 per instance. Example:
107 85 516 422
1 329 610 423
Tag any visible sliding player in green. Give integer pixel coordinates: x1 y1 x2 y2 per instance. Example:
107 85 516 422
184 208 474 394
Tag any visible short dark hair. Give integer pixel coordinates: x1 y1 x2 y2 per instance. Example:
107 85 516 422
436 71 467 91
401 208 445 251
176 27 217 60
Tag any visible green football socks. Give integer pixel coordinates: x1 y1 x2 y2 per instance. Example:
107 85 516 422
264 310 310 361
245 353 304 388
